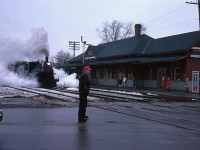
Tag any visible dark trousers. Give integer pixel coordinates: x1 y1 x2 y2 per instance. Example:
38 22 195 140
78 93 88 119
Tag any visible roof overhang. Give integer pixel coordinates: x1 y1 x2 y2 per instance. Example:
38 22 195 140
60 55 186 68
84 56 96 60
191 47 200 50
190 54 200 59
87 55 186 66
138 55 186 63
191 47 200 53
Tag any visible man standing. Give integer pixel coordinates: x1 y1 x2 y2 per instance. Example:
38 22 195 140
132 76 136 89
118 77 122 87
167 76 171 91
185 76 189 92
122 76 127 89
78 66 91 122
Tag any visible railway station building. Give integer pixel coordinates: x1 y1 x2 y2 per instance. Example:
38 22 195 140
61 24 200 90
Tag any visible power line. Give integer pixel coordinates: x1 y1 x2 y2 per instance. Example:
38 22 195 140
143 1 198 36
186 0 200 29
149 18 197 33
146 9 197 30
145 3 186 25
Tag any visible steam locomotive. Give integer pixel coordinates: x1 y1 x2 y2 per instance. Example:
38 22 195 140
8 57 58 88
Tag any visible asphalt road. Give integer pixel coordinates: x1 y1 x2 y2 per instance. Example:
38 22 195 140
0 101 200 150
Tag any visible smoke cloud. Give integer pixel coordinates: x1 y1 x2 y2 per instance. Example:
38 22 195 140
0 25 49 64
0 25 78 88
0 25 49 87
0 65 38 87
54 68 79 88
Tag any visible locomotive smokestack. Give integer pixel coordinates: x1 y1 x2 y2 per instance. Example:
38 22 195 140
45 56 48 63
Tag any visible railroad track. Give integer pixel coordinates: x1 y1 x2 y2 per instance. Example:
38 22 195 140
13 86 199 114
9 86 149 103
1 86 200 135
90 87 200 102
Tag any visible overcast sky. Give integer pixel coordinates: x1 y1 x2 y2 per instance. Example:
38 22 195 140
0 0 198 57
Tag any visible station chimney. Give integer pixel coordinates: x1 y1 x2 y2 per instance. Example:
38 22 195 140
134 24 142 37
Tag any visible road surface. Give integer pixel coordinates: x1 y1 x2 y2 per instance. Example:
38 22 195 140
0 97 200 150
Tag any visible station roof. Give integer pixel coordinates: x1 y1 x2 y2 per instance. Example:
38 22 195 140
68 53 83 63
67 30 200 66
144 31 200 54
96 34 153 59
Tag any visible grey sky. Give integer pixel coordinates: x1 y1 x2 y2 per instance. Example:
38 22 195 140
0 0 198 56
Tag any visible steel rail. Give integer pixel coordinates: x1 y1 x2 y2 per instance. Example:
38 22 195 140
3 86 200 135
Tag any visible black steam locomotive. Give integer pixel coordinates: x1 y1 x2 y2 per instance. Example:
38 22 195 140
8 57 58 88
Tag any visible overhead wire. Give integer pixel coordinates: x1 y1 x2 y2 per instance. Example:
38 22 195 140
142 1 198 37
148 18 198 34
146 10 197 30
126 0 172 23
144 3 190 25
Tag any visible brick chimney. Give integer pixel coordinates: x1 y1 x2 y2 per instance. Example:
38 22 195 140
134 24 142 37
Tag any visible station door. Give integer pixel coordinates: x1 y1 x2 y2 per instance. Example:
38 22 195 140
192 71 199 93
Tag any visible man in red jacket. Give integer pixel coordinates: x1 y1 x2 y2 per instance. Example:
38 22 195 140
78 66 91 122
167 76 171 91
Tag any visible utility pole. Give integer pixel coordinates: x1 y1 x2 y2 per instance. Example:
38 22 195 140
69 41 80 57
186 0 200 30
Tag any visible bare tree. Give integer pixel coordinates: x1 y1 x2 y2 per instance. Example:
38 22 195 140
53 50 72 64
97 20 146 43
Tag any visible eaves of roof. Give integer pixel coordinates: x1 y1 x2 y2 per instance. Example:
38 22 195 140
86 55 186 66
138 55 186 64
88 57 139 65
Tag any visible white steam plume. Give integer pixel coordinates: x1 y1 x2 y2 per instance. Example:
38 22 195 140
0 65 38 87
0 25 49 87
0 25 49 64
0 25 78 88
54 68 79 88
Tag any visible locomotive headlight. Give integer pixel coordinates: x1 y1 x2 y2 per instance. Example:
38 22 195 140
47 62 51 66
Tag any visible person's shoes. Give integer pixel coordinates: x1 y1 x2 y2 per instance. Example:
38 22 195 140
78 118 87 123
84 115 89 119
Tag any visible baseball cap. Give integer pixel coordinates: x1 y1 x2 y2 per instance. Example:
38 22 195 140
84 66 92 71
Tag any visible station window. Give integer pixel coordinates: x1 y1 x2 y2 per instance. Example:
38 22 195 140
100 68 104 79
171 67 180 81
148 68 153 80
103 68 107 79
147 67 154 80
